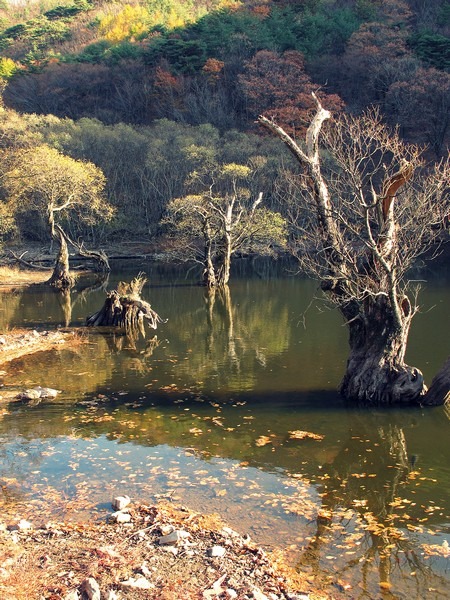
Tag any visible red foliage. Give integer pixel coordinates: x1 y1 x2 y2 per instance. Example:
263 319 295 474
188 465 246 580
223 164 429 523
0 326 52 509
239 50 344 135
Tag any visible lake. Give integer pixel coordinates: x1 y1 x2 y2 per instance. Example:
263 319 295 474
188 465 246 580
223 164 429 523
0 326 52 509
0 259 449 599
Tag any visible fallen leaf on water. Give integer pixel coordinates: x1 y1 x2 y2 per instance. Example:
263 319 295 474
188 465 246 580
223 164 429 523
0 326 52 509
255 436 271 447
288 430 324 441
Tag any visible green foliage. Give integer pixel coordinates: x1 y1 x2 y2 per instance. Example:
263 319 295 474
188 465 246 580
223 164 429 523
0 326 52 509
1 23 27 40
44 3 90 21
295 7 362 57
76 39 112 62
143 37 206 73
409 32 450 71
0 15 71 51
188 8 279 58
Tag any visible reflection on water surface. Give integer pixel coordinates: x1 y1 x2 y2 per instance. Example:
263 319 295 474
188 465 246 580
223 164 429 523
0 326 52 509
0 261 449 599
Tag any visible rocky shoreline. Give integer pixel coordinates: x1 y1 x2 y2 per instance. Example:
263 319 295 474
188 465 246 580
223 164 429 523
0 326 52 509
0 499 328 600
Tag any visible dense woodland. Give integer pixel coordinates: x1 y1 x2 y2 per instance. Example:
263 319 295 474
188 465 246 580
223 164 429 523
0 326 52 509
0 0 449 248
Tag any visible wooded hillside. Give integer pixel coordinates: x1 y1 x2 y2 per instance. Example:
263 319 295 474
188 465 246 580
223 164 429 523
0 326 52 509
0 0 449 245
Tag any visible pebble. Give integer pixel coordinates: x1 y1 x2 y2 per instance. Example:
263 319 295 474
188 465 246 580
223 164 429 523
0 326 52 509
63 591 80 600
159 523 175 535
158 529 190 545
112 495 131 511
8 519 32 531
81 577 101 600
111 511 131 524
207 545 226 558
120 576 153 589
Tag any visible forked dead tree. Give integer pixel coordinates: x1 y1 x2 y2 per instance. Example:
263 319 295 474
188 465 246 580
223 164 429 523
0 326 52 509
259 95 449 405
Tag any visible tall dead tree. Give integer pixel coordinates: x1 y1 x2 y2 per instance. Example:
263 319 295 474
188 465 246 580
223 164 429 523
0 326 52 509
259 94 449 405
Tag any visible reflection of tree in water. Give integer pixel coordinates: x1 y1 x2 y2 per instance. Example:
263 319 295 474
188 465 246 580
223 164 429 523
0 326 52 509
0 288 25 329
57 273 110 327
188 284 290 390
298 416 448 596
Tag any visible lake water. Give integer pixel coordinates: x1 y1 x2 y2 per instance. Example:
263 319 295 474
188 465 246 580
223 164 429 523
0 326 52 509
0 259 449 599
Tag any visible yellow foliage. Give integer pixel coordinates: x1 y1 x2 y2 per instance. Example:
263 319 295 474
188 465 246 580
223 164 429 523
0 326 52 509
98 4 149 43
0 57 17 80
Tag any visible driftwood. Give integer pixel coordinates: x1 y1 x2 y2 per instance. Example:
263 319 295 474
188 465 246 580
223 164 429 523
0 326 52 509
86 274 166 332
8 250 53 270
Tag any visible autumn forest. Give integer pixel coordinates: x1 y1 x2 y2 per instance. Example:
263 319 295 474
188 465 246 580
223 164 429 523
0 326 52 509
0 0 448 249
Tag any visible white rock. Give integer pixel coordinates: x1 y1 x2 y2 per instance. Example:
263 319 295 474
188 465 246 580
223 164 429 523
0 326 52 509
16 389 41 400
63 590 80 600
81 577 101 600
105 591 119 600
112 495 131 511
226 590 238 600
120 576 153 590
140 563 152 578
35 386 61 398
251 589 269 600
207 546 226 558
111 511 131 524
8 519 32 531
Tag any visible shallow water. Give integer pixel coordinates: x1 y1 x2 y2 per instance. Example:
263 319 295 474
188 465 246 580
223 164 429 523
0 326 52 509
0 260 449 598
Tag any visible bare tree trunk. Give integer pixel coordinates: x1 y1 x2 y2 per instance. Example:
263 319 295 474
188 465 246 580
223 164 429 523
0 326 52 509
217 233 232 287
202 220 217 288
46 226 74 290
339 298 425 404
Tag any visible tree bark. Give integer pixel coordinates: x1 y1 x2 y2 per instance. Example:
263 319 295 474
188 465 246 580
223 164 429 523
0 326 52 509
202 220 217 288
46 226 74 290
339 298 425 404
217 233 232 287
86 276 166 334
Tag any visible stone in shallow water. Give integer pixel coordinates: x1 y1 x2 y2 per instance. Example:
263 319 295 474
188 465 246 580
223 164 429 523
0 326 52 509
112 495 131 511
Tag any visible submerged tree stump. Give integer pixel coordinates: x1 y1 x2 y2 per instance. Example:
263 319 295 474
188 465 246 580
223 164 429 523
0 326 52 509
86 274 166 332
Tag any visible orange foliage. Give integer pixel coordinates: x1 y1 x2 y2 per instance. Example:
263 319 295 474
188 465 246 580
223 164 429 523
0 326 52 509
202 58 225 80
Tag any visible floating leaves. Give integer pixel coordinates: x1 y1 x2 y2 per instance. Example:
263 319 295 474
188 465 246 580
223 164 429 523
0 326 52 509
422 540 450 558
255 436 271 447
288 430 324 441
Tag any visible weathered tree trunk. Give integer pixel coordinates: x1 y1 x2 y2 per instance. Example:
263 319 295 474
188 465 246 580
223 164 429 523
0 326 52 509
202 220 217 288
46 226 74 290
217 233 232 287
86 275 166 334
422 356 450 406
339 298 425 405
62 228 110 272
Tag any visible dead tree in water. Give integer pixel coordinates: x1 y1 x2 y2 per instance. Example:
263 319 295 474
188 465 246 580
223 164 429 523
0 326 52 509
86 274 166 334
259 94 449 406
